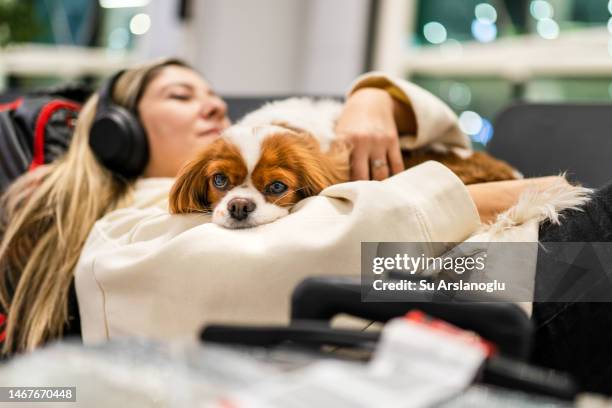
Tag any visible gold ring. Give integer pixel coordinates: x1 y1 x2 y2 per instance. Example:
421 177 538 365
371 159 388 169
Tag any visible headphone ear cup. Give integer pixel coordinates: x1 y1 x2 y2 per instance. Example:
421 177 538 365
89 105 148 178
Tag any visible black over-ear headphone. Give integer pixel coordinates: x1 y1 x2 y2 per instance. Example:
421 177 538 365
89 70 149 178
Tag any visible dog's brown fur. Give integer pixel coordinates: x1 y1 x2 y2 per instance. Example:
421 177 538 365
403 150 519 184
270 121 518 185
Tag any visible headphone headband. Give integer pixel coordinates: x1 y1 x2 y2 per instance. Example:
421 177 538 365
95 69 125 115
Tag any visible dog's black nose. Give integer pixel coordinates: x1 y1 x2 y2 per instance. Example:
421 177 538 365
227 198 256 221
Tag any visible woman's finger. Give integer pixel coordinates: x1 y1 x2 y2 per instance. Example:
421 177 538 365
350 143 370 180
387 138 405 175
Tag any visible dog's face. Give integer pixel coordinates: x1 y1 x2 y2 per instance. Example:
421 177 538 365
169 125 348 228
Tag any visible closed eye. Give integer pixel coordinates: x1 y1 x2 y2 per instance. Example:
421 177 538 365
170 94 192 101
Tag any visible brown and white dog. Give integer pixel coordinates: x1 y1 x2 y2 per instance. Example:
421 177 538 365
169 98 518 228
169 99 349 228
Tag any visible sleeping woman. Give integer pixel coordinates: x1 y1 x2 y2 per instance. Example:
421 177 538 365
0 58 609 393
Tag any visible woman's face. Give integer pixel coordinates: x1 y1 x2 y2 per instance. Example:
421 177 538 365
137 65 231 178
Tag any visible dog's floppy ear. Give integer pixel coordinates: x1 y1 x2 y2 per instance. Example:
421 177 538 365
169 150 212 214
299 135 351 197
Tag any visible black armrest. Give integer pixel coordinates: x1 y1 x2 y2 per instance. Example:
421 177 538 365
291 276 533 360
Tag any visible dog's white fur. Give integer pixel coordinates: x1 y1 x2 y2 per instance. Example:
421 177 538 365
481 176 593 236
238 97 342 152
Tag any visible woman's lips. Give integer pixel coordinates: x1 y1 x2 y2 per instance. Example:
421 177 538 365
198 128 221 137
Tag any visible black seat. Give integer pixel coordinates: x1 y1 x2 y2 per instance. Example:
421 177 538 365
489 103 612 188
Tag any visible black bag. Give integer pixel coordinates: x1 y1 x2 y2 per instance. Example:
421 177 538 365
0 95 82 192
0 87 88 348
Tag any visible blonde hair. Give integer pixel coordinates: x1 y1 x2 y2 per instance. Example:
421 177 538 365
0 57 190 354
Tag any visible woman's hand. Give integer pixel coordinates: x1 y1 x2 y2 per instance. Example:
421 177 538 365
335 88 405 181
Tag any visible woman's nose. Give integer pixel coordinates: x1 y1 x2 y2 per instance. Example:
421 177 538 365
201 98 227 120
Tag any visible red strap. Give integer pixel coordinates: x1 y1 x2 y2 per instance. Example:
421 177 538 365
0 313 5 342
0 97 23 112
29 100 81 171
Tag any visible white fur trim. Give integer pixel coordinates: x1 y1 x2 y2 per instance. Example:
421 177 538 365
481 177 593 236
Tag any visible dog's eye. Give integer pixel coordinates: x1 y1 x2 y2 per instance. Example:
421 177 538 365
212 173 228 189
266 181 288 195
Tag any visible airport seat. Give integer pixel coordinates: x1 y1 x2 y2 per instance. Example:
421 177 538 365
489 103 612 188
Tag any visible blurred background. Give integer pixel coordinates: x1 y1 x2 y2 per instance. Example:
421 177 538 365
1 0 611 148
